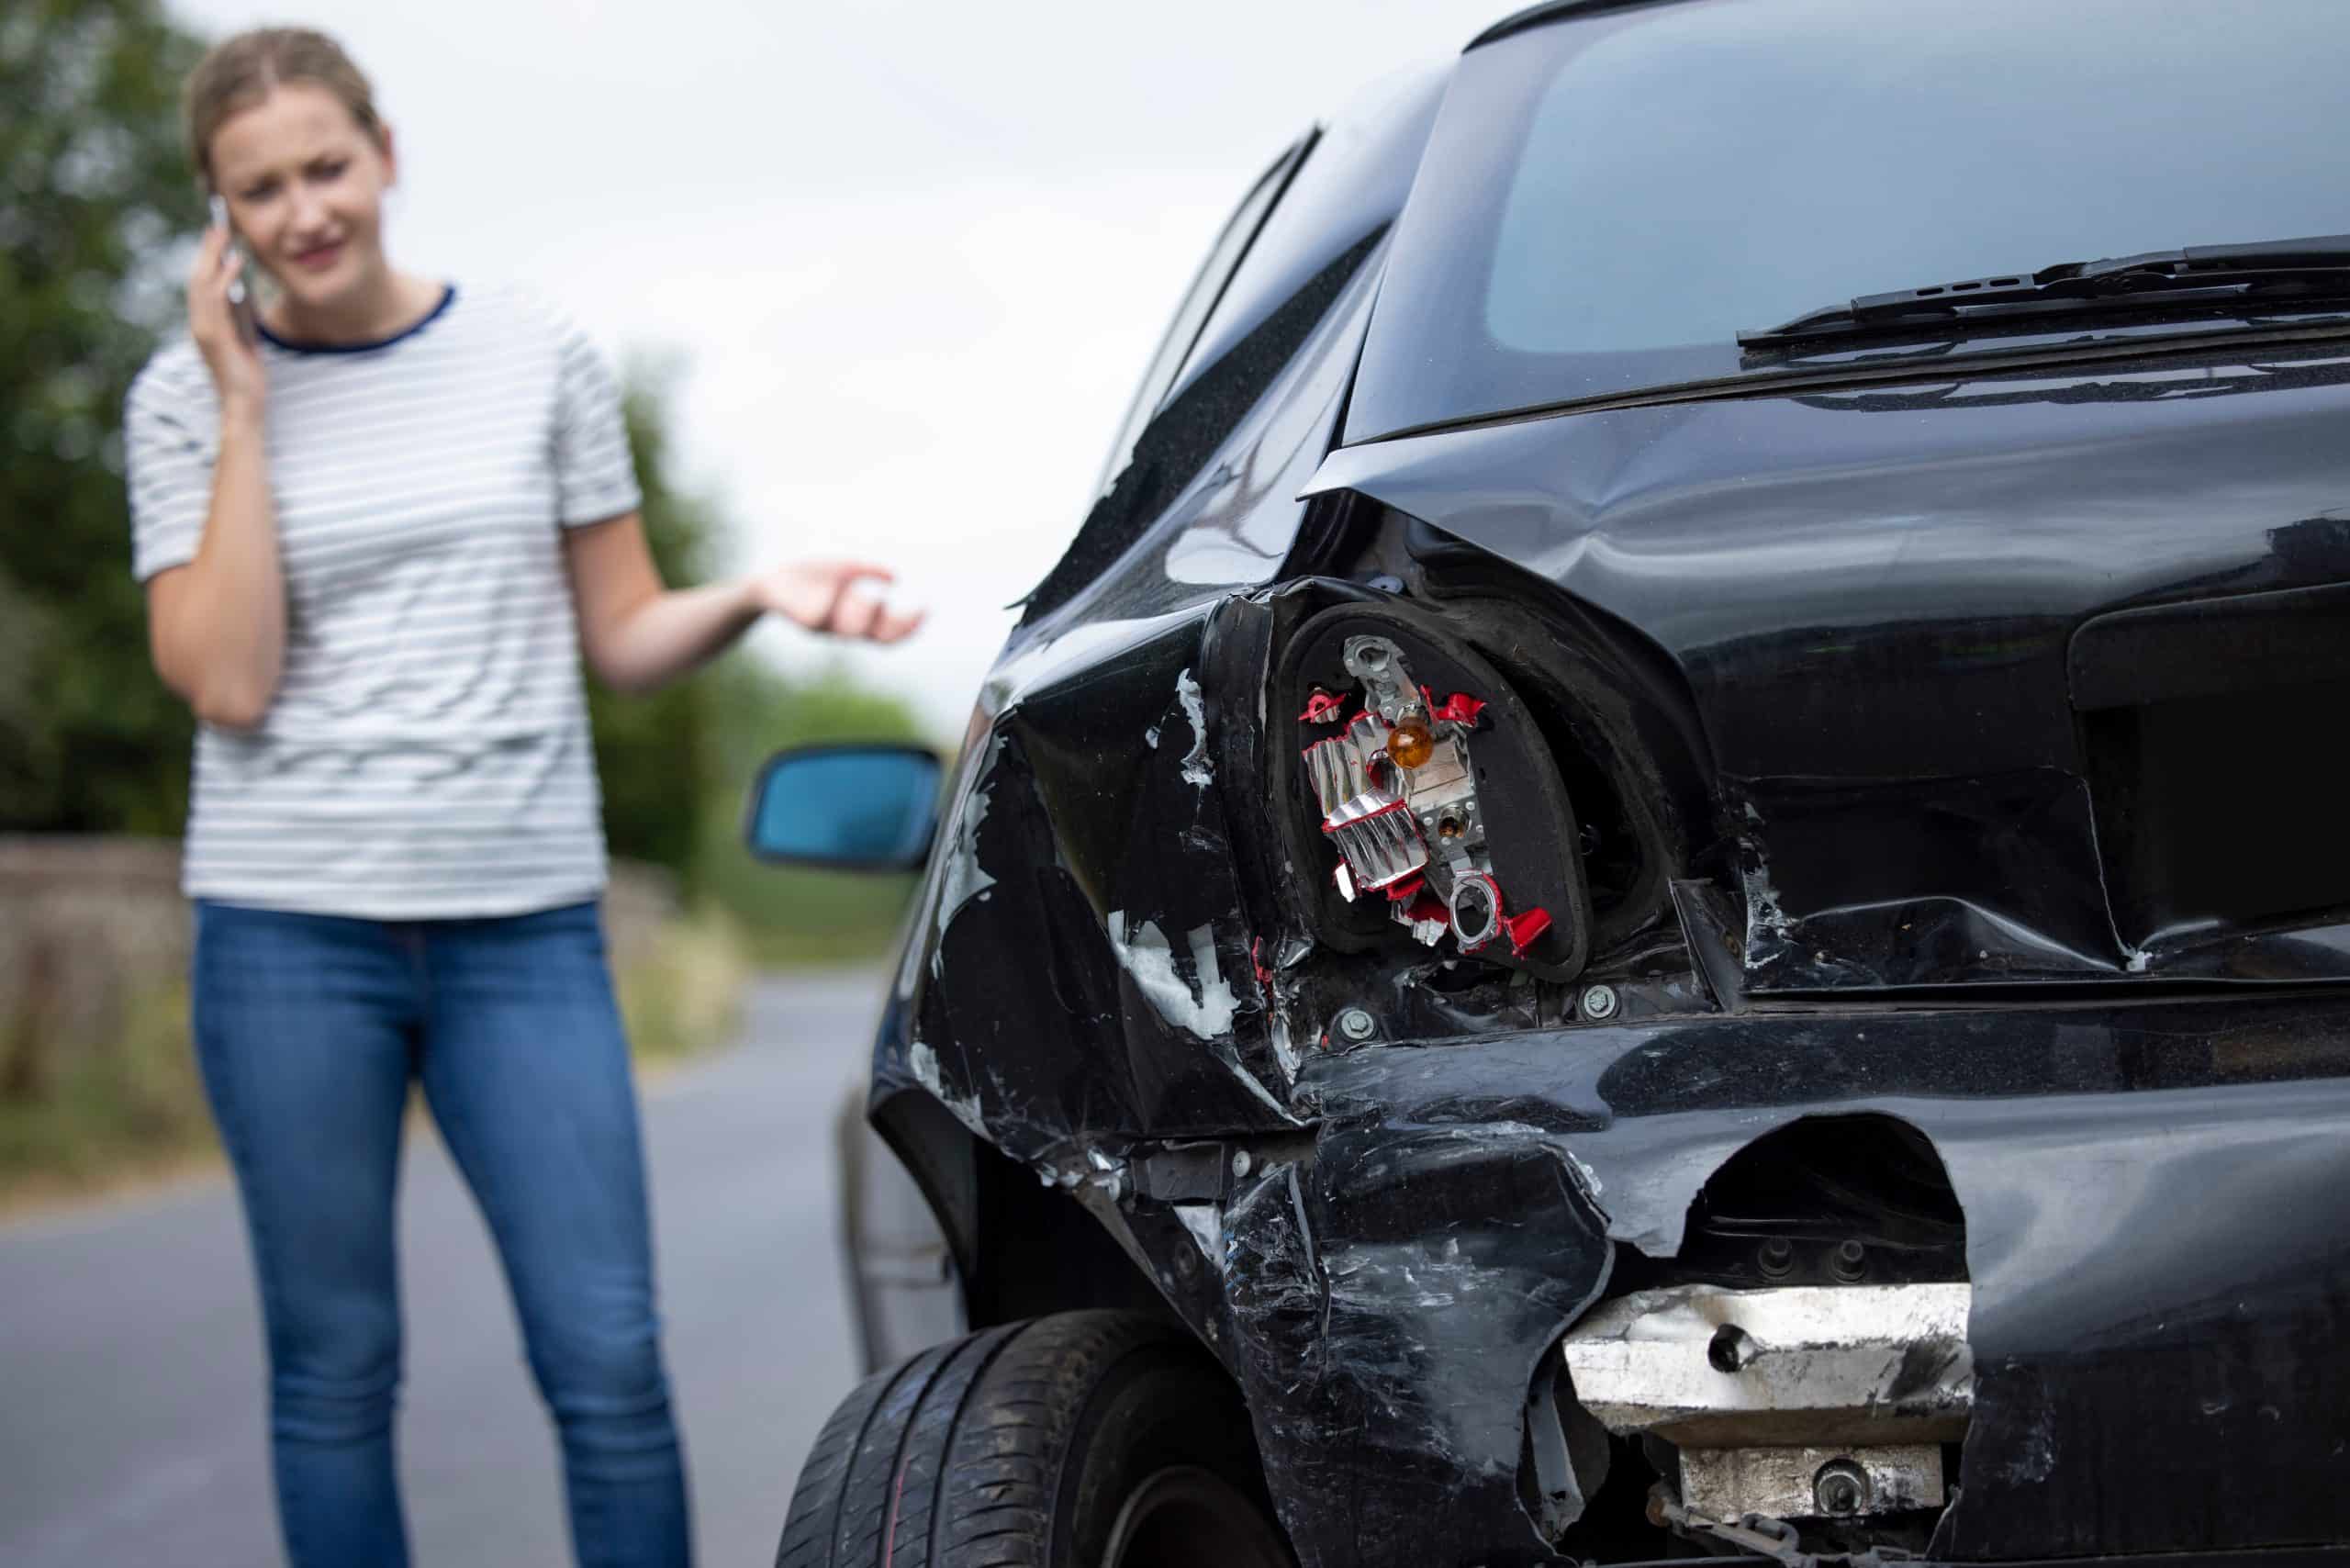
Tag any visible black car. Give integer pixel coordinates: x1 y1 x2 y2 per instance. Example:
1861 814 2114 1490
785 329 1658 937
751 2 2350 1564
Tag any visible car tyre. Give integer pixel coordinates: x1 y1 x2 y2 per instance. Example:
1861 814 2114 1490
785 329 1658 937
777 1310 1292 1568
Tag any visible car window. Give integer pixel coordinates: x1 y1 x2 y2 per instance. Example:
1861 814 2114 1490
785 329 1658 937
1348 0 2350 441
1162 63 1446 413
1091 136 1313 498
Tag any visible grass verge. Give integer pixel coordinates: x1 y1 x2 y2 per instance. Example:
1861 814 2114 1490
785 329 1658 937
0 908 762 1217
0 980 216 1215
613 905 755 1064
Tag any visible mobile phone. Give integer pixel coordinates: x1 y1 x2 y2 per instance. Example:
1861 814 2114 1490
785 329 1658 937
207 194 261 347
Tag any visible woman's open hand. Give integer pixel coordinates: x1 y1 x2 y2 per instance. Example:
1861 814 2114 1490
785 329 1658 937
189 224 266 412
748 559 924 643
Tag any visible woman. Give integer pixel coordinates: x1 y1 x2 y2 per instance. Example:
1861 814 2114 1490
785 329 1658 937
124 27 915 1568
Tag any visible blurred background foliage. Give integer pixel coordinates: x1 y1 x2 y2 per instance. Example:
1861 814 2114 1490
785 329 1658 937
1 0 205 834
599 360 931 965
0 0 934 968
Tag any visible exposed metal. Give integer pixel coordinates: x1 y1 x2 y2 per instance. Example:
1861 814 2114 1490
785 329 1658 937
1320 789 1427 896
1812 1457 1870 1518
1341 635 1420 724
1707 1323 1757 1372
1678 1444 1944 1521
1561 1283 1973 1446
1449 871 1502 951
1303 711 1393 819
1656 1495 1820 1568
1300 636 1547 960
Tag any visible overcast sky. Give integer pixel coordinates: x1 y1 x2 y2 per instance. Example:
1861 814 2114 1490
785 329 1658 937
168 0 1511 734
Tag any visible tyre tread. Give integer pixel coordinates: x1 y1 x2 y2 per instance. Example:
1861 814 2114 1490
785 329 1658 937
777 1310 1266 1568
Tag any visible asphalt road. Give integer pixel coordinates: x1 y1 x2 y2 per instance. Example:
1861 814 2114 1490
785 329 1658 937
1 970 880 1567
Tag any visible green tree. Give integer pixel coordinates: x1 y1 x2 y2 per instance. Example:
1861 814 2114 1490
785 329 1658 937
586 355 718 880
0 0 205 833
592 358 933 945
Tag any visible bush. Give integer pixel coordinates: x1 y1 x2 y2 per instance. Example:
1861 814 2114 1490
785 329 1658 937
0 905 756 1210
613 905 754 1063
0 980 214 1209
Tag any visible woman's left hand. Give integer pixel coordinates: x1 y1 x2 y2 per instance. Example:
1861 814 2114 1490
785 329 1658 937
747 559 924 643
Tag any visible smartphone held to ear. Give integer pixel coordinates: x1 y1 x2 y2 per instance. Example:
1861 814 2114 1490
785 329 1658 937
208 195 261 347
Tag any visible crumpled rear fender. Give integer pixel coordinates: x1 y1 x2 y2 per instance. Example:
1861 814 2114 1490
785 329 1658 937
1186 996 2350 1566
869 381 2350 1565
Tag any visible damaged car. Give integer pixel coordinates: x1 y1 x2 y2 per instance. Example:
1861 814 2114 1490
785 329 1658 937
755 1 2350 1563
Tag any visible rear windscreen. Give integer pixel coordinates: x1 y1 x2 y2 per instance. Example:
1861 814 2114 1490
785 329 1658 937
1348 0 2350 440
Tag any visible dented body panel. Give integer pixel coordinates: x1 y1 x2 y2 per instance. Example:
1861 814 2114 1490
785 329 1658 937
1304 355 2350 991
1283 1005 2350 1561
839 11 2350 1568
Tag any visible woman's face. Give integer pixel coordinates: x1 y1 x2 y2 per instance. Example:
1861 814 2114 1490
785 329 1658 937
207 83 397 318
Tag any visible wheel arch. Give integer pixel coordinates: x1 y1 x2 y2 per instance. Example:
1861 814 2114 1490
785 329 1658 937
857 1084 1176 1367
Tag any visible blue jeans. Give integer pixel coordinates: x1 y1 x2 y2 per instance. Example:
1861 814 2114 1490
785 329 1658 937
192 899 691 1568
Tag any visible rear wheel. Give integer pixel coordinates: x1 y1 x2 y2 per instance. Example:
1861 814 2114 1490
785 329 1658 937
777 1310 1291 1568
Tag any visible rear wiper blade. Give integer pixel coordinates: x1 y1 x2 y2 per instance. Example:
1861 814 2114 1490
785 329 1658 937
1740 235 2350 350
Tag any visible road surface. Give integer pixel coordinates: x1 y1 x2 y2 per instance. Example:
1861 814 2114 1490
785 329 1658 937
1 970 880 1567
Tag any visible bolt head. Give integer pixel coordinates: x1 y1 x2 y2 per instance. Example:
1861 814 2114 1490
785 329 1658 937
1813 1460 1872 1518
1336 1007 1377 1041
1580 984 1619 1021
1230 1149 1253 1179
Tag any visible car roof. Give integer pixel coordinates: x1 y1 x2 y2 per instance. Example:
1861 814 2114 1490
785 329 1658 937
1470 0 1700 50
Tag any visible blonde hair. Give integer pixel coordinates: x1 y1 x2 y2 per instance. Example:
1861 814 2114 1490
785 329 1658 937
183 28 384 190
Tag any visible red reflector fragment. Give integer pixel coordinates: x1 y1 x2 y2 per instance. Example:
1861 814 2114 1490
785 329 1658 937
1428 690 1488 725
1504 907 1552 955
1404 889 1451 926
1299 689 1349 724
1382 873 1427 904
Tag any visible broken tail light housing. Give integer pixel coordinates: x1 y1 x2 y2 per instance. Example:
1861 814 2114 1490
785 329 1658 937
1280 602 1591 980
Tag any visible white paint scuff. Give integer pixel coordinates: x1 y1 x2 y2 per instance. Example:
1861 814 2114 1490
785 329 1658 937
935 775 997 929
1564 1148 1606 1200
926 737 1004 984
1173 1203 1225 1274
907 1038 990 1137
1105 913 1238 1040
1174 667 1213 789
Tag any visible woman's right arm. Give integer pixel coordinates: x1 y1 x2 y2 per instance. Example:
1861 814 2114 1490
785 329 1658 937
145 226 284 732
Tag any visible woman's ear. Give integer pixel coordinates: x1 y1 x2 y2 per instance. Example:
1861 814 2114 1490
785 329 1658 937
375 121 399 188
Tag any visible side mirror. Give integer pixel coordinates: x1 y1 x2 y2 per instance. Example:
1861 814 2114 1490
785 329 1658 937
743 744 942 872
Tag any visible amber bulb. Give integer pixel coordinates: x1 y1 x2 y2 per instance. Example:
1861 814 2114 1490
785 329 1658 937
1386 719 1435 770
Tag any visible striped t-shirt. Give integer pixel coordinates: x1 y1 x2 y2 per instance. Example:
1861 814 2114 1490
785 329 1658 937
124 283 641 919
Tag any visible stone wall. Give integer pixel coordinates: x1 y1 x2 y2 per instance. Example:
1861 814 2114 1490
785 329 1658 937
0 834 678 1097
